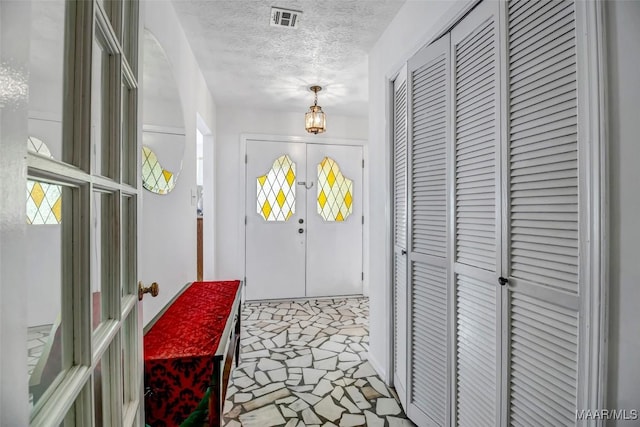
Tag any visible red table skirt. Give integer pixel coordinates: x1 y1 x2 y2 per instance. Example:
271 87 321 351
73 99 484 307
144 280 240 426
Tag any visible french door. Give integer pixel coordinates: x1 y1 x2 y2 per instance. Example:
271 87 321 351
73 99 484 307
245 139 363 301
0 1 143 425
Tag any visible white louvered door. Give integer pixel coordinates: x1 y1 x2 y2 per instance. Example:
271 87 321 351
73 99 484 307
398 1 597 426
392 66 408 407
406 34 451 426
505 0 582 424
450 2 502 426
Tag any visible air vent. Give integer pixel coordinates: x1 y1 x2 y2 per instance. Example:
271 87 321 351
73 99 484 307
270 7 301 29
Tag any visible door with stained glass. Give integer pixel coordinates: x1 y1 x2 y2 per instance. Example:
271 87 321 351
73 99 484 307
245 140 363 300
245 140 307 300
306 144 363 297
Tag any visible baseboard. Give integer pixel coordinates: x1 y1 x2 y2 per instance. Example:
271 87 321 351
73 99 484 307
368 352 389 384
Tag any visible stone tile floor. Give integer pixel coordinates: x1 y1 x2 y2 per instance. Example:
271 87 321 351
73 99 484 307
27 324 53 407
222 297 414 427
28 324 52 377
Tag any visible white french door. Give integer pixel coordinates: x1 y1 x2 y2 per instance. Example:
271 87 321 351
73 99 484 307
0 1 143 425
245 139 363 301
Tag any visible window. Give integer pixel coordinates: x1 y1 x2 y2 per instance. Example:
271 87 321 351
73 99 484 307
256 155 296 221
317 157 353 221
26 138 62 225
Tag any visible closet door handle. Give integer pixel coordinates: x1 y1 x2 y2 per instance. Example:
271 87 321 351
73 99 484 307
401 249 407 255
498 277 509 287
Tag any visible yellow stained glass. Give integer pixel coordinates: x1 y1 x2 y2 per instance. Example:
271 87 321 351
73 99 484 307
141 146 177 194
26 137 63 225
317 157 353 221
257 155 296 221
31 182 46 207
318 190 327 209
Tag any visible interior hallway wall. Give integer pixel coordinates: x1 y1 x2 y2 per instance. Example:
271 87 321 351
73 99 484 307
367 0 472 382
141 1 217 326
214 107 367 289
605 0 640 419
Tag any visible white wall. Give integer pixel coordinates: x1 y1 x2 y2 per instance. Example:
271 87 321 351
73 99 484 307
367 0 473 382
214 107 367 283
140 1 217 325
605 0 640 418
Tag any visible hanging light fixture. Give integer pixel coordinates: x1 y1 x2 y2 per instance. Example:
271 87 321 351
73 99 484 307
305 85 326 134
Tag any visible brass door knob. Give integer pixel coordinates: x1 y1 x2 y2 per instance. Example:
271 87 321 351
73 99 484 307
138 281 159 300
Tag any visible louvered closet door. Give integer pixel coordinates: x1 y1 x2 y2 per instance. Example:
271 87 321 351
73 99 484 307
392 66 408 407
506 1 581 424
406 34 450 427
450 2 502 426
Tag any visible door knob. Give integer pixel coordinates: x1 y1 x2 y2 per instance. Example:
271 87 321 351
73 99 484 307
401 249 407 255
298 228 304 234
299 218 304 224
138 281 159 300
498 277 509 287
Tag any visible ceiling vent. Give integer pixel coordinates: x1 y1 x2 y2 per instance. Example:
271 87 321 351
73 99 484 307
270 7 301 29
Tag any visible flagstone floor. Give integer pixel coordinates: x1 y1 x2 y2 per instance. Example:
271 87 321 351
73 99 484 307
222 297 414 427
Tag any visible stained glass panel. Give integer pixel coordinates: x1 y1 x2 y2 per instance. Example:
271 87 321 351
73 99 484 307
27 138 62 225
257 155 296 221
317 157 353 221
141 146 176 194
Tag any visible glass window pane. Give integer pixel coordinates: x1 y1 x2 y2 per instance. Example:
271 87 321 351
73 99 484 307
122 1 138 72
121 195 135 297
92 191 117 329
94 357 105 426
28 0 65 163
317 157 353 221
95 340 121 427
27 183 72 409
92 35 117 178
121 84 136 185
256 155 296 221
121 313 136 408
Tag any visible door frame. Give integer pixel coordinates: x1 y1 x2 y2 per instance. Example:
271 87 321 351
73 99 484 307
240 134 368 300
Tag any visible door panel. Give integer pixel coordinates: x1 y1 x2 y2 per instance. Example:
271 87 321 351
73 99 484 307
451 1 501 425
245 140 307 300
506 1 580 423
306 144 363 297
392 67 408 407
406 33 451 427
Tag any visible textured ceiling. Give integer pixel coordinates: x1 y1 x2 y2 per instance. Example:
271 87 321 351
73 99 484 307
171 0 406 117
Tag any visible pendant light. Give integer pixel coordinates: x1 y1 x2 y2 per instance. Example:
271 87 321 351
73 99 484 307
305 85 326 134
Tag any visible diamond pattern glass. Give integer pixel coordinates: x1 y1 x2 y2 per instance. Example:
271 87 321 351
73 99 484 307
257 155 296 221
142 146 176 194
26 137 62 225
317 157 353 221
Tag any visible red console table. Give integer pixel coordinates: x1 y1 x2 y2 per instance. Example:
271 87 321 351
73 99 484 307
144 280 242 427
